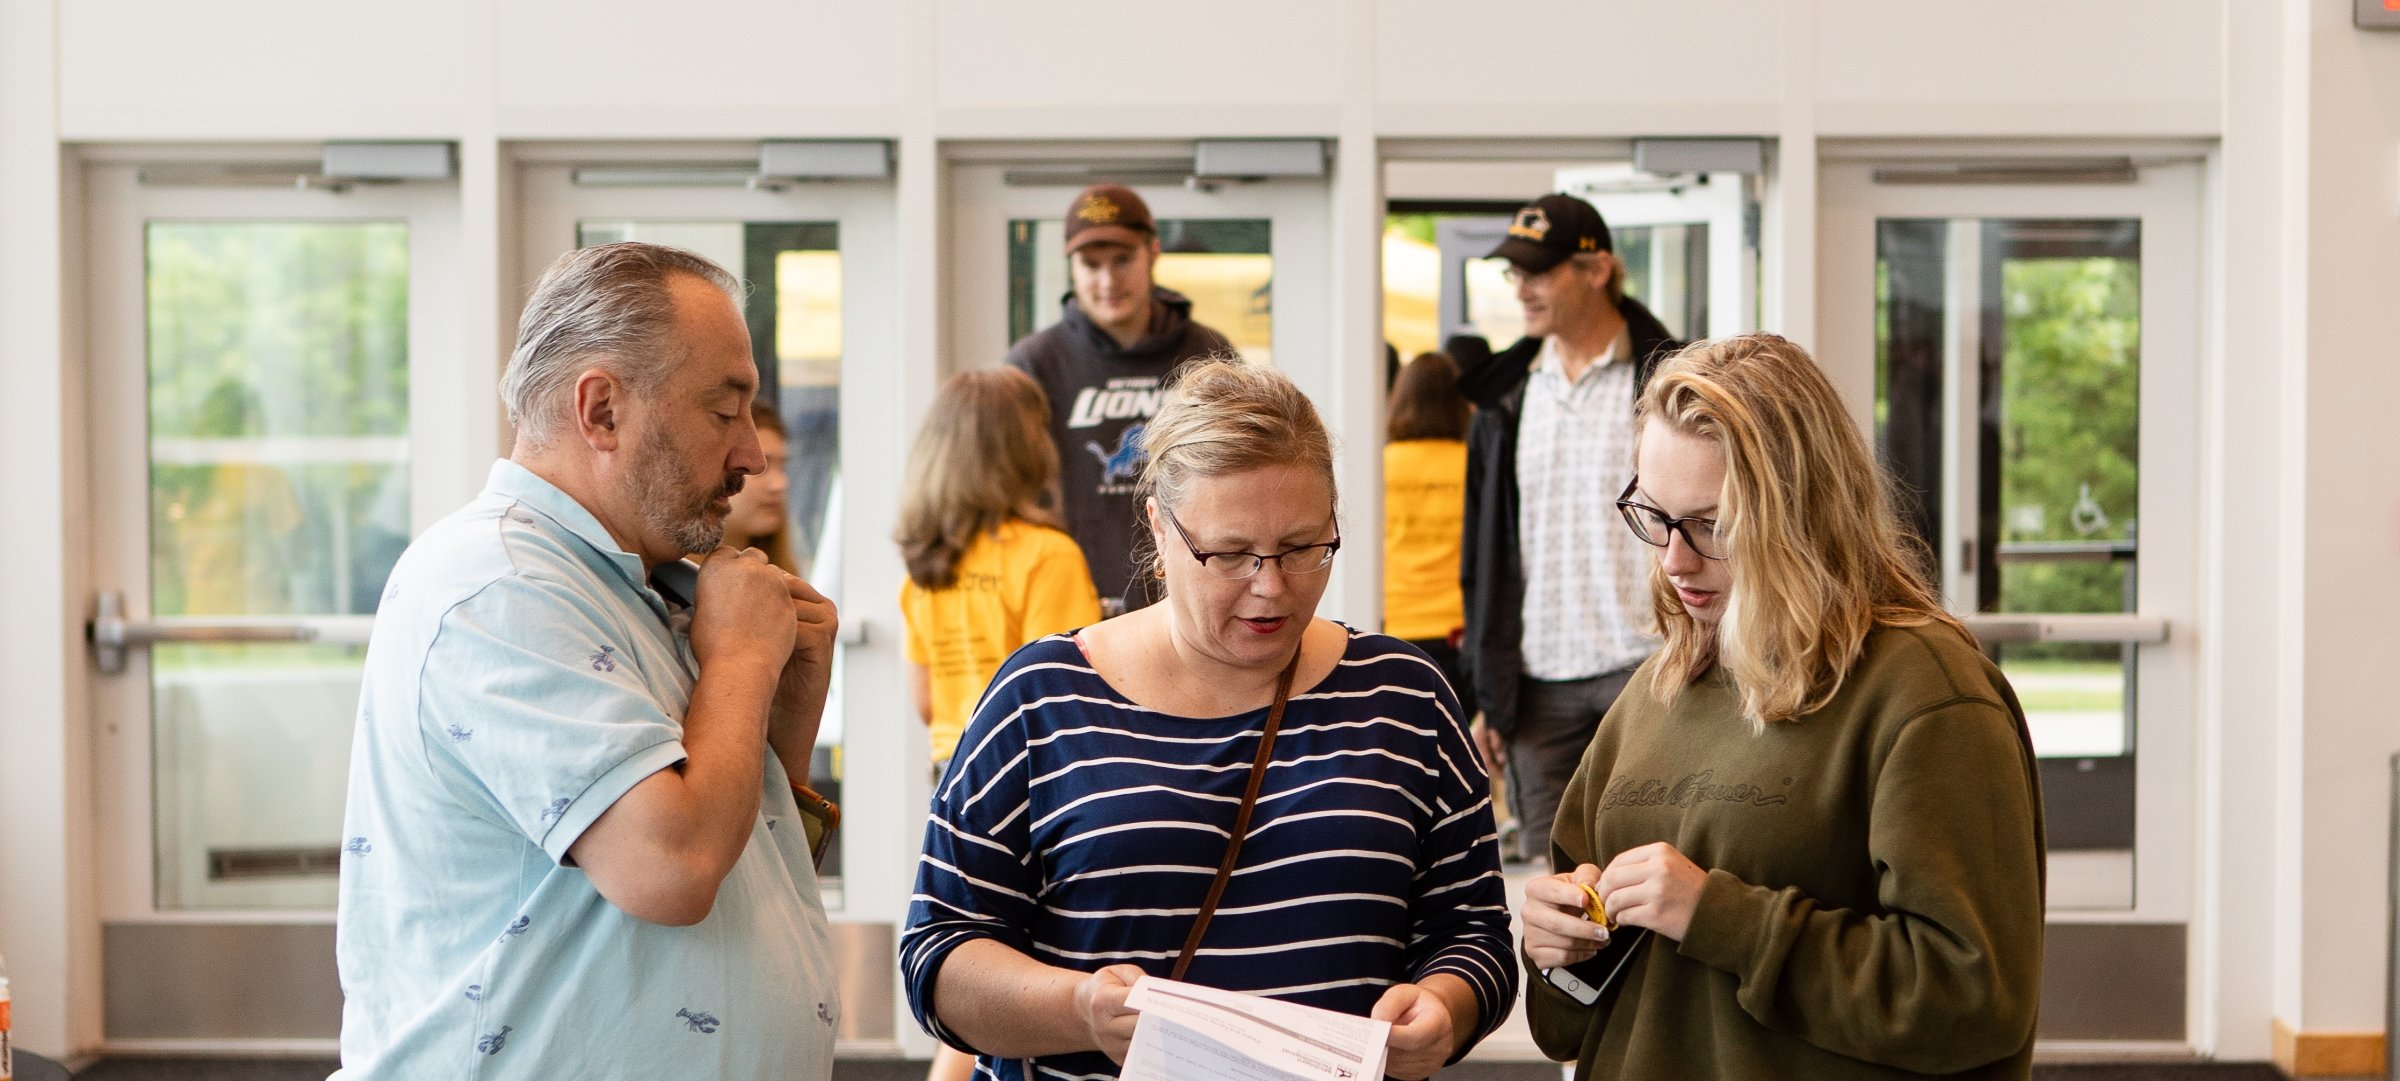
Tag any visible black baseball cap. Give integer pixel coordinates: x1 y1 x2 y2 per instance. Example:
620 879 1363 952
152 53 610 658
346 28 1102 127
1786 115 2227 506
1484 193 1613 273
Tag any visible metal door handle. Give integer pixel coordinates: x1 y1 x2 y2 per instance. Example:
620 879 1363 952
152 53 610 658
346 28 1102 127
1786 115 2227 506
1961 613 2169 645
87 590 371 674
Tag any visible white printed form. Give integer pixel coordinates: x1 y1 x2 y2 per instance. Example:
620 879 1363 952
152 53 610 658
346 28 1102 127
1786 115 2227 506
1120 976 1391 1081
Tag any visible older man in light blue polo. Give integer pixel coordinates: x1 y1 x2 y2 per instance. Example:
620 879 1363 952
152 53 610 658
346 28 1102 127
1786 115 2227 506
333 242 840 1080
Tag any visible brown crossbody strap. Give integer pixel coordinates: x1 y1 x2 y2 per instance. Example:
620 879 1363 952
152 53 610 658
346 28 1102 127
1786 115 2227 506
1168 647 1304 982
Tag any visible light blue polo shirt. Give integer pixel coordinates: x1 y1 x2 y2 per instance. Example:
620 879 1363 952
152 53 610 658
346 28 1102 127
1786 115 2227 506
333 460 838 1081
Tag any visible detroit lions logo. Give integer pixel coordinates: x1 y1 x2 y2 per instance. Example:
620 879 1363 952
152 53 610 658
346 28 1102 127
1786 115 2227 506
1085 423 1147 486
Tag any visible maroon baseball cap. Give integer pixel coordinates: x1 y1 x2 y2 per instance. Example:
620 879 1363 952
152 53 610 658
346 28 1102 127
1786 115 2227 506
1485 193 1614 273
1064 184 1157 254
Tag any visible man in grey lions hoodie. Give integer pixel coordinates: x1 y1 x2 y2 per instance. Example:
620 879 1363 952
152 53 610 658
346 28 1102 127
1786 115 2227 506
1005 183 1236 614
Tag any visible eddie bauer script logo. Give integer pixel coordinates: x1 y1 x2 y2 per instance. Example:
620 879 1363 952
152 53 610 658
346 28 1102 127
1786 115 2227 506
1600 770 1793 810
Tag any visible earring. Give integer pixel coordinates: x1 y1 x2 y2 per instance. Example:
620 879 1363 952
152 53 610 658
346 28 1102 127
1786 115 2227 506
1154 564 1166 579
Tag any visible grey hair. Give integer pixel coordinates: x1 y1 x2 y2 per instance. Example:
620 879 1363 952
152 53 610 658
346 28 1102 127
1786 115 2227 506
1135 355 1339 579
501 242 744 448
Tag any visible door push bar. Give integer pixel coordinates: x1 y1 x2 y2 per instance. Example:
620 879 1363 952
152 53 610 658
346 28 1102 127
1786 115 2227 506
1960 613 2169 645
89 590 862 675
87 590 371 675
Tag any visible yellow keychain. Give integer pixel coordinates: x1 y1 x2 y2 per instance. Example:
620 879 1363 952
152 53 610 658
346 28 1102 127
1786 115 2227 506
1578 882 1616 930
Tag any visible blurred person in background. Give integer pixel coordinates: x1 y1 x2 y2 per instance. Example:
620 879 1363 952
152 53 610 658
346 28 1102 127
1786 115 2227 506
1381 351 1471 700
1382 350 1509 845
722 399 798 574
1007 184 1234 615
894 366 1101 776
1458 193 1684 865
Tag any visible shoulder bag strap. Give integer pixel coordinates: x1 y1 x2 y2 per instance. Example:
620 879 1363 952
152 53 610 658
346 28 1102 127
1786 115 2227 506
1169 646 1305 981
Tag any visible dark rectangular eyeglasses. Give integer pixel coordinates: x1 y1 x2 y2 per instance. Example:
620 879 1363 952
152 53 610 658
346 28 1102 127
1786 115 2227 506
1162 505 1341 579
1615 476 1730 561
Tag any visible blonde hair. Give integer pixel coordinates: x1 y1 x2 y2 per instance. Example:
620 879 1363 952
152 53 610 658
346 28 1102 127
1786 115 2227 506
1137 356 1337 580
1637 334 1962 726
894 368 1060 589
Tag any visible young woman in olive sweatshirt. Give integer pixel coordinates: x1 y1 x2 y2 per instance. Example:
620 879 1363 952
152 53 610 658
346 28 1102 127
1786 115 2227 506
1518 334 2045 1081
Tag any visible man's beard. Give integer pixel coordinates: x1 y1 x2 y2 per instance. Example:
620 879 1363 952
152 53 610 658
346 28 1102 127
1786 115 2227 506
627 423 742 556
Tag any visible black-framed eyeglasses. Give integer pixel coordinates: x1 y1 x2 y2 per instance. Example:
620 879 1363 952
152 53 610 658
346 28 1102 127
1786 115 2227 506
1162 505 1341 580
1615 476 1730 561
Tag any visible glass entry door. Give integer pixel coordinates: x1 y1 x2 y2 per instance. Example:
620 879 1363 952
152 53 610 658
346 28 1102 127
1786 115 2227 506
83 156 468 1050
1819 157 2203 1045
518 157 898 906
517 153 907 1054
1876 218 2145 756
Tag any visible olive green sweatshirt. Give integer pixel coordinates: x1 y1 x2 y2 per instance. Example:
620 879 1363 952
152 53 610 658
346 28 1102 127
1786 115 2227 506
1524 623 2046 1080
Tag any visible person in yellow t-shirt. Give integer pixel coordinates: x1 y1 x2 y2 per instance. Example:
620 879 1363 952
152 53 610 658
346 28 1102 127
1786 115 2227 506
896 367 1102 768
1383 351 1471 691
1384 351 1515 848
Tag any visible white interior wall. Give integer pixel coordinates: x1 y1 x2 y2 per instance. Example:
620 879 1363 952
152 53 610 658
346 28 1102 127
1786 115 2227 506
2206 0 2300 1057
3 0 2394 1066
48 1 2225 141
2274 0 2322 1043
0 0 103 1062
1371 0 1785 135
2292 0 2400 1037
1811 0 2221 135
937 2 1345 111
58 1 480 137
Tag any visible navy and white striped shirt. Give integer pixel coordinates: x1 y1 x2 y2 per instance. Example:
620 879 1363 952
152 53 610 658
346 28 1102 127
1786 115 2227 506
900 624 1516 1081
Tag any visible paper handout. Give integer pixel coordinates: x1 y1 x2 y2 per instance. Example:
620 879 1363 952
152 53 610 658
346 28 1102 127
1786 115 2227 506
1120 976 1392 1081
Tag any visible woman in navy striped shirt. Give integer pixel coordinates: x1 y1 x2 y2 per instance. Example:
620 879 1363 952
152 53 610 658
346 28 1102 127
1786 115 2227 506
901 357 1516 1081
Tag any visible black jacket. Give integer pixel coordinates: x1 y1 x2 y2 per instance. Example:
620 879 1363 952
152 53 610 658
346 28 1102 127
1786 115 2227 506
1454 297 1683 735
1005 288 1234 609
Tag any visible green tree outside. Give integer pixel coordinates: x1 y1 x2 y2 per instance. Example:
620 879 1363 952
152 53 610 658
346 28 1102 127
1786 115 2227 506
1996 255 2141 624
145 222 411 620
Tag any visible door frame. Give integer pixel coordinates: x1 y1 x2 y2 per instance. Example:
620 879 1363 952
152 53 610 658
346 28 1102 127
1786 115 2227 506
1819 153 2206 1044
515 143 912 1054
515 144 904 914
80 146 469 1053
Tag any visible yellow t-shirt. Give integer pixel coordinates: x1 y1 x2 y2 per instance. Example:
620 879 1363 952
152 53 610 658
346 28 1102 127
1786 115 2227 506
900 519 1101 762
1382 439 1468 642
